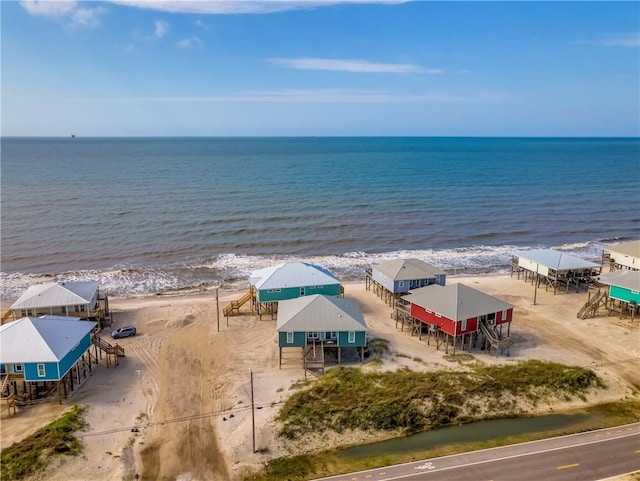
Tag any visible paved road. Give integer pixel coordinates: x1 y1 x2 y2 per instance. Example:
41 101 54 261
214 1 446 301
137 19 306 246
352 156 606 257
314 423 640 481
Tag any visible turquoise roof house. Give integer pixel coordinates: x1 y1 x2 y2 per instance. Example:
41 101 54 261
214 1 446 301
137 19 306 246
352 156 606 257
598 270 640 305
0 316 96 384
250 262 341 304
276 294 367 370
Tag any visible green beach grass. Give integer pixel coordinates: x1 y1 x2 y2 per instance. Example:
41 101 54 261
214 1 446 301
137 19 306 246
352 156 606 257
243 360 640 481
0 405 87 481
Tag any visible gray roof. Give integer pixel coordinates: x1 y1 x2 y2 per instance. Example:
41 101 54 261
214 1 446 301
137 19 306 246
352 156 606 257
0 316 96 363
276 294 367 332
372 258 445 281
516 249 600 271
597 270 640 291
402 283 513 321
606 240 640 259
250 262 340 290
10 281 99 310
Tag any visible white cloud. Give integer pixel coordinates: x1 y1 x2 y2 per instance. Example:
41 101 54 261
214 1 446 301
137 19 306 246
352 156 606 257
69 6 107 29
574 32 640 48
599 32 640 47
267 57 441 74
195 19 209 30
20 0 77 17
108 1 407 14
155 20 170 38
177 36 204 49
20 1 107 29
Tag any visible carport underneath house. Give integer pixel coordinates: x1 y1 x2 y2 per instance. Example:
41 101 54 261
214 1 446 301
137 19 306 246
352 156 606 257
511 249 602 295
276 294 367 372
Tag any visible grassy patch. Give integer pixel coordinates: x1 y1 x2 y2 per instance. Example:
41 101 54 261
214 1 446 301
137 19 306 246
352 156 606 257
366 338 390 359
276 360 603 440
0 405 87 481
245 398 640 481
443 353 476 364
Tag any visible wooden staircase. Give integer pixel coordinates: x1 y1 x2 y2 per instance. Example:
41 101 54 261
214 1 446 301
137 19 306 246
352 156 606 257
92 336 125 367
0 374 11 397
479 321 511 356
1 310 12 324
577 288 607 319
304 342 325 375
223 289 255 317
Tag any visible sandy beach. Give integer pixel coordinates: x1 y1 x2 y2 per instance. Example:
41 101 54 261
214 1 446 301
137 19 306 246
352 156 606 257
2 273 639 481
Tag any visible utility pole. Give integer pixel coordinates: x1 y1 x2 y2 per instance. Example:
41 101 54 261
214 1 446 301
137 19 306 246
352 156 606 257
216 288 220 332
250 371 256 453
533 263 539 305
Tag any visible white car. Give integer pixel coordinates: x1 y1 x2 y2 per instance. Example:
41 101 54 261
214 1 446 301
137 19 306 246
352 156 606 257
111 326 137 339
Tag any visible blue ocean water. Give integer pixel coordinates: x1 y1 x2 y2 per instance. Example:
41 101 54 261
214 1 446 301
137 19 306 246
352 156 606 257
1 137 638 299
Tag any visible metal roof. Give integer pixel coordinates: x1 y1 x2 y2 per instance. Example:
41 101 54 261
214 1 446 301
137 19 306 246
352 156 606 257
597 270 640 291
276 294 367 332
516 249 600 271
372 258 445 281
10 281 99 310
402 283 513 321
249 262 340 290
0 316 96 363
606 240 640 259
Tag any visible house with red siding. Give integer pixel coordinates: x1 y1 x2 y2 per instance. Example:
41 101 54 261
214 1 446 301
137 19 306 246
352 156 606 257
401 283 514 356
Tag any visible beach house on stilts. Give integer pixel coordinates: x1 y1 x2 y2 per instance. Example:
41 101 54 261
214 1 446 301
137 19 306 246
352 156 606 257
0 316 97 414
4 281 110 328
602 240 640 272
397 283 514 356
581 270 640 320
276 294 367 374
366 258 446 307
511 249 601 295
247 262 342 319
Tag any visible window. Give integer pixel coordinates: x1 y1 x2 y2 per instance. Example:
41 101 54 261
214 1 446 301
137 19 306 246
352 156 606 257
286 332 294 344
461 319 467 331
21 310 27 317
12 364 23 373
300 287 305 296
348 331 356 343
75 305 86 313
37 364 46 377
501 310 508 321
308 332 319 339
399 281 405 288
435 313 442 318
329 331 337 339
267 289 274 293
61 306 67 314
274 289 281 292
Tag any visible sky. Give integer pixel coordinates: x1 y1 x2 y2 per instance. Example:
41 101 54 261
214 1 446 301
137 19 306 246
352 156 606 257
1 0 639 137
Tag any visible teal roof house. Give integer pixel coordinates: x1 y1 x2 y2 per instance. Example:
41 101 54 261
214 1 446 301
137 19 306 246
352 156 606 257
276 294 367 370
1 316 96 394
250 262 341 304
598 270 640 318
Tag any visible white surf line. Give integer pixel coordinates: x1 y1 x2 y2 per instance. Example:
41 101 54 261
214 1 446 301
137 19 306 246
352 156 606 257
313 422 640 481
